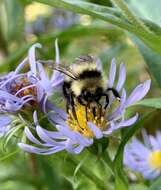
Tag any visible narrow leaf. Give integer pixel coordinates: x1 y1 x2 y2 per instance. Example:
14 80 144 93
148 176 161 190
134 98 161 109
132 37 161 89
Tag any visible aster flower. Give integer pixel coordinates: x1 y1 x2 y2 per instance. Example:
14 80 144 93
0 39 63 134
124 129 161 180
51 9 79 29
19 58 151 155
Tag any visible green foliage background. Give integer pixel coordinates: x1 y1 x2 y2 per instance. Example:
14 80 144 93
0 0 161 190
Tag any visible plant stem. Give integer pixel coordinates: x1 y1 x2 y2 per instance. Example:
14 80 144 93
29 154 39 176
68 156 110 190
101 151 114 175
0 27 8 57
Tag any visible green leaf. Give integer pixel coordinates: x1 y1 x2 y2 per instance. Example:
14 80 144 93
132 37 161 89
111 0 151 33
68 156 108 190
37 156 60 190
134 98 161 109
113 112 155 190
148 176 161 190
127 0 161 25
0 149 19 162
34 0 161 54
4 0 25 43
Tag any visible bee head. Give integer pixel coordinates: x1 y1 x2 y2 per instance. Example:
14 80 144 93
78 88 103 105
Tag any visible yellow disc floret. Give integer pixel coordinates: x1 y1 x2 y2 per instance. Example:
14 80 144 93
66 104 107 138
148 150 161 169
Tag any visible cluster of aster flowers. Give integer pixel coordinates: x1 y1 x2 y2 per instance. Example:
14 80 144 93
26 9 79 35
124 129 161 179
15 44 151 155
1 39 155 181
0 40 64 136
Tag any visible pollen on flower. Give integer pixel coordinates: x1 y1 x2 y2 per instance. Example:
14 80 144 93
11 77 37 101
66 104 107 138
148 150 161 169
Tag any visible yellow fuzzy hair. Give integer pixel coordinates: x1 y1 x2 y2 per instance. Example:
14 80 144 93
71 78 104 96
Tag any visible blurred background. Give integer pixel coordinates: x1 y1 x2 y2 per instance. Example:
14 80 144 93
0 0 161 190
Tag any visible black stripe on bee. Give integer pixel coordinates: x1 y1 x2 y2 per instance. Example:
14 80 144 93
78 70 101 79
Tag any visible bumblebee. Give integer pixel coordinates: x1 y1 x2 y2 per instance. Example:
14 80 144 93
40 55 120 118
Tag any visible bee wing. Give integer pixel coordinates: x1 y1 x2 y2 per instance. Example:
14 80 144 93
52 64 78 80
38 60 78 80
75 55 94 64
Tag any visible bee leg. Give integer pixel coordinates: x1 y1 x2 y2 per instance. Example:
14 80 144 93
97 103 102 119
70 94 77 121
66 101 70 113
92 106 96 118
106 88 120 100
103 94 109 110
85 105 88 121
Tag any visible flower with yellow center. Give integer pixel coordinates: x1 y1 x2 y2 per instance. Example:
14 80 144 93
66 104 107 138
19 58 151 155
124 130 161 180
148 151 161 169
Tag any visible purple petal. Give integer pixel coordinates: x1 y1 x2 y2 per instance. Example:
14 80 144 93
19 143 65 155
28 43 42 75
87 122 103 139
107 89 126 121
36 125 65 146
96 57 103 71
51 39 64 87
38 128 66 139
46 100 68 120
108 58 116 88
116 113 139 129
141 128 151 148
156 131 161 148
55 124 76 141
33 111 38 125
142 168 160 180
37 62 49 82
14 57 28 74
74 132 93 146
125 80 151 107
55 38 60 64
0 115 11 127
48 112 66 125
116 63 126 91
24 127 43 145
105 114 138 135
65 140 84 154
149 135 160 150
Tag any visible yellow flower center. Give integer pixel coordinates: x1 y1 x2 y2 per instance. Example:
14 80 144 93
66 104 107 138
148 150 161 169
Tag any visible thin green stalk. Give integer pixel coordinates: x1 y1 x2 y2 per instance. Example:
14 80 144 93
0 27 8 57
101 151 114 175
0 149 20 162
68 156 110 190
111 0 152 34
